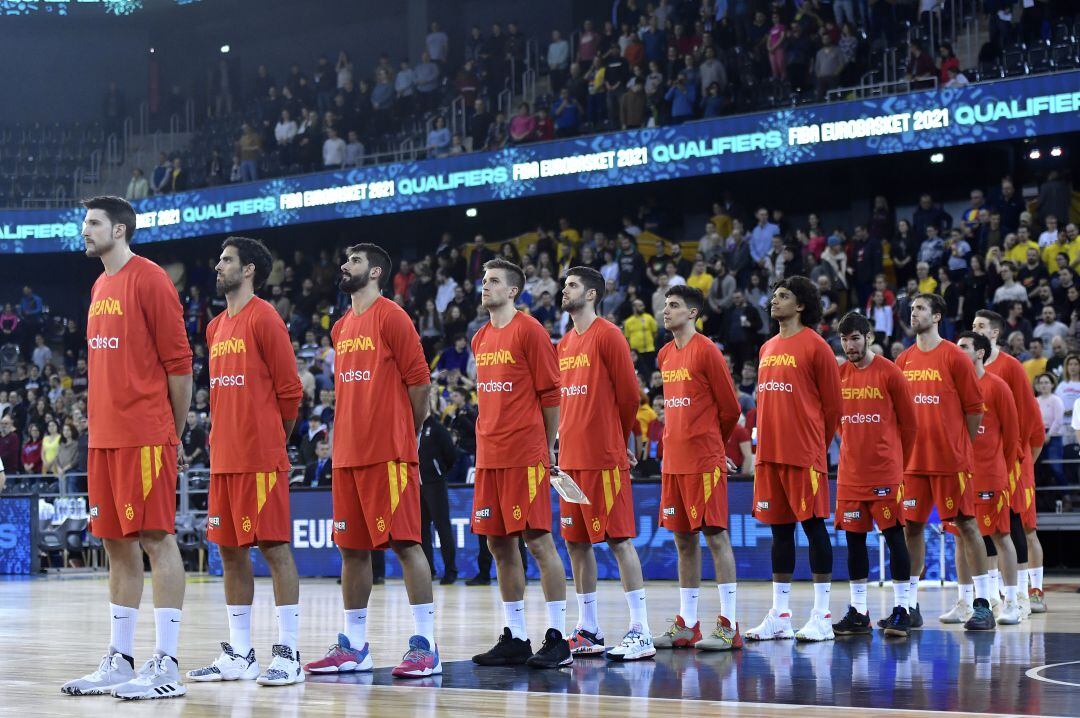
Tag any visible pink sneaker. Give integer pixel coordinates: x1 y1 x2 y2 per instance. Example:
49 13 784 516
303 634 372 673
391 635 442 678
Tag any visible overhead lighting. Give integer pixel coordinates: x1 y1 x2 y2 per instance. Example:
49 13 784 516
1028 148 1042 160
220 44 231 54
149 47 155 54
929 152 944 164
1050 146 1063 157
465 207 478 218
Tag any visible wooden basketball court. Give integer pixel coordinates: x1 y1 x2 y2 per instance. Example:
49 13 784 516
5 575 1080 717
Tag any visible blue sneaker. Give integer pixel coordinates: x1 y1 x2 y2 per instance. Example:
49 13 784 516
392 635 442 678
303 633 373 673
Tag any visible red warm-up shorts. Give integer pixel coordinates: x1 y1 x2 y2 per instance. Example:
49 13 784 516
472 463 552 537
753 462 830 525
332 461 421 550
88 445 177 539
901 472 975 523
207 471 291 547
559 466 636 544
659 464 728 533
835 483 904 533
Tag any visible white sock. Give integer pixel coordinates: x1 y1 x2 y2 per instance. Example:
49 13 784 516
505 600 527 640
109 603 138 659
411 602 436 648
813 582 831 616
679 587 700 626
276 604 299 651
546 600 567 635
893 580 910 609
625 588 650 634
344 608 367 648
850 582 867 613
988 568 1001 596
908 577 920 610
960 584 974 609
226 604 252 656
1017 568 1028 595
1004 585 1017 604
718 583 737 625
154 608 181 659
576 592 599 634
1031 566 1044 590
772 582 791 614
973 573 991 600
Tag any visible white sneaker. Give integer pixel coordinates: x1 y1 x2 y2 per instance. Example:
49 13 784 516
605 625 656 662
990 596 1002 618
256 645 305 686
112 654 187 700
996 600 1021 625
61 649 136 695
939 599 974 624
795 610 835 642
186 642 259 682
744 609 794 641
1018 593 1032 620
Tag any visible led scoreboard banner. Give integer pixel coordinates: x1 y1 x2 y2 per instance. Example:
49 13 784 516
2 71 1077 254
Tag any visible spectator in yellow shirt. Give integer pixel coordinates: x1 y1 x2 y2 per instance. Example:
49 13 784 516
1006 227 1040 265
1023 337 1048 383
623 298 657 362
1041 229 1080 272
916 261 938 294
686 258 714 294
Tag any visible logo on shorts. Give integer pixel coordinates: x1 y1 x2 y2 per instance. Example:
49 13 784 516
208 515 221 527
984 515 992 527
376 516 386 533
689 506 698 520
561 516 573 526
89 505 99 519
334 520 346 531
883 507 892 520
662 506 676 516
475 507 491 520
591 517 601 533
512 505 522 521
800 498 807 513
903 499 917 508
978 491 994 500
756 501 769 511
873 487 892 497
945 497 954 510
843 510 861 521
241 516 252 533
123 503 134 521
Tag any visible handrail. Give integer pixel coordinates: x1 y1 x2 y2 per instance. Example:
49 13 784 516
497 87 512 114
138 100 148 136
185 98 195 134
523 67 536 106
449 94 466 140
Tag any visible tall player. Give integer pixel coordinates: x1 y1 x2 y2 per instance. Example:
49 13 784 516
470 258 571 670
833 312 916 637
973 309 1045 615
304 243 439 678
63 196 192 699
186 237 304 686
954 331 1022 626
652 285 743 651
557 267 654 661
895 295 992 631
746 277 842 643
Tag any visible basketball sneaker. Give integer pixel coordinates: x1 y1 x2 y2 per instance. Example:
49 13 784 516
996 600 1021 625
832 606 871 636
60 649 136 696
652 615 703 648
525 628 573 669
696 616 743 651
795 610 835 642
111 654 187 700
257 645 304 686
568 628 605 656
990 596 1002 618
881 603 923 628
304 634 372 673
186 642 258 682
392 635 442 678
472 627 533 666
1029 588 1047 614
963 598 996 631
1018 592 1032 620
938 599 973 624
745 609 794 641
605 624 656 661
882 606 911 638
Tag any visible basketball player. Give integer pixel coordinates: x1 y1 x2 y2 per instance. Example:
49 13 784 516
833 312 916 637
304 243 439 678
895 294 993 631
746 277 842 643
972 310 1045 615
470 258 571 670
651 285 743 651
186 237 304 686
557 267 654 661
953 331 1022 626
62 196 192 699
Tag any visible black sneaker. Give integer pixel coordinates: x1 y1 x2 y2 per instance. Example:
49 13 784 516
833 606 871 635
525 628 574 669
964 598 996 631
882 605 911 637
440 569 458 585
473 627 533 666
909 604 923 628
465 574 492 586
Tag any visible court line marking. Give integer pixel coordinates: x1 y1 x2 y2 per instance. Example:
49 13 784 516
1027 660 1080 688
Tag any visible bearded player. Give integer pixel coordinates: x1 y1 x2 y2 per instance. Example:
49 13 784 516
651 285 743 652
471 258 571 670
62 196 192 700
895 295 992 631
186 237 304 686
557 267 654 661
746 277 842 643
973 309 1045 615
304 243 439 678
832 312 916 638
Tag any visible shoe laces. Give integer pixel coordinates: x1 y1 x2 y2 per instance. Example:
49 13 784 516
621 629 644 645
401 646 431 664
662 619 682 637
88 653 119 681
